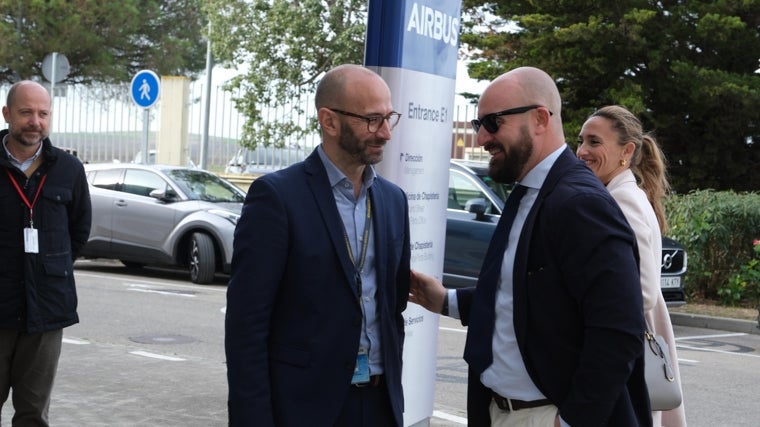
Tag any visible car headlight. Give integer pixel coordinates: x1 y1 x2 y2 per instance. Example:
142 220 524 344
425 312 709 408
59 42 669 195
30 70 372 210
208 209 240 225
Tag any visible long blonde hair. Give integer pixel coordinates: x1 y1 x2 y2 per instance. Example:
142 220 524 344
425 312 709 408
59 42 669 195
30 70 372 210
589 105 671 233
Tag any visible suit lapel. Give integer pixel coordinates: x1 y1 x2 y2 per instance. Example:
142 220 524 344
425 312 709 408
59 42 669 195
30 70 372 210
512 148 578 344
368 184 387 301
304 153 361 297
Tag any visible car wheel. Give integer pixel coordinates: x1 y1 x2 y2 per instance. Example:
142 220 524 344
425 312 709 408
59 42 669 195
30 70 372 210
121 261 145 269
189 232 216 284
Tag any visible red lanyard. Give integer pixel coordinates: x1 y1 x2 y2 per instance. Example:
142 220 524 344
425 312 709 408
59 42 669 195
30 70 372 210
5 169 47 228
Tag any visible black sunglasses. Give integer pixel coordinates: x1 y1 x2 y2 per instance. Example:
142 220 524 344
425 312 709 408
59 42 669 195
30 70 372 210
470 105 552 134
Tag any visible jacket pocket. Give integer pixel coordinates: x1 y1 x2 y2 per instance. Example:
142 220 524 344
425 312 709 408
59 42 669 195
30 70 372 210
40 185 73 232
270 342 310 367
42 252 73 278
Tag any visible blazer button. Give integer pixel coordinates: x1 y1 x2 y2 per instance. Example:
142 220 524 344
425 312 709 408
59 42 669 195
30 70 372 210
353 317 361 326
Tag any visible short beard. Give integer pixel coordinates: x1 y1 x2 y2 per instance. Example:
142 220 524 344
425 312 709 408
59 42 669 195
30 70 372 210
488 125 533 184
337 121 383 165
9 125 46 147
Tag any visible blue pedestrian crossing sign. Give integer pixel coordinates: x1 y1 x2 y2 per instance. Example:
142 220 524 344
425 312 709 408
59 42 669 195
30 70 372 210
130 70 160 108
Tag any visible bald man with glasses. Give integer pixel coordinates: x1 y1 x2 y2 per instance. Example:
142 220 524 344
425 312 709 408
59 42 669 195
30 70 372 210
226 64 411 427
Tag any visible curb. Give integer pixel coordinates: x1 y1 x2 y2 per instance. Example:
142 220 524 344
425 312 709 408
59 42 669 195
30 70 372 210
670 312 760 335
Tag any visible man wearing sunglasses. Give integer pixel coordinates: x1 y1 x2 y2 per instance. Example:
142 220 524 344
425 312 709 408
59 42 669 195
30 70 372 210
226 64 410 427
410 67 651 426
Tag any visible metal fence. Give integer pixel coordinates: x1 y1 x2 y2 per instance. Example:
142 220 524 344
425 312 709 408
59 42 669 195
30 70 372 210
0 80 484 170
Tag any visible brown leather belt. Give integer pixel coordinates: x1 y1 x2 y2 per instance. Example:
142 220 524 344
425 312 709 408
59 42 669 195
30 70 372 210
492 392 552 411
352 375 383 388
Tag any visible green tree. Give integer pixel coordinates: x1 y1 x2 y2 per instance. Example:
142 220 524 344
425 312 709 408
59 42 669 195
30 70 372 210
203 0 366 148
461 0 760 192
0 0 208 84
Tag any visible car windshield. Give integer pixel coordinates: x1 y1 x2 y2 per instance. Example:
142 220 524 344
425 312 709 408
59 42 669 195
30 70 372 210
167 169 245 203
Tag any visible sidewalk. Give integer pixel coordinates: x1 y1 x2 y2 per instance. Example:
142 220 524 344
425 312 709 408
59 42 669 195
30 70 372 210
670 311 760 335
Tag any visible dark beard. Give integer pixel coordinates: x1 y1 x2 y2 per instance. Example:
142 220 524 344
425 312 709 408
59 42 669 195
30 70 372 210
337 121 383 165
488 125 533 184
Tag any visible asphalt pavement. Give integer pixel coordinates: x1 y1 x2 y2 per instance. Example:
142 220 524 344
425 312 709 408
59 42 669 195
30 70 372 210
2 294 757 426
0 338 228 427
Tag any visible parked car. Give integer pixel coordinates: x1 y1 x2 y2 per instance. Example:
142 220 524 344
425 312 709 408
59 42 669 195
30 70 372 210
132 149 156 165
225 146 308 175
132 149 197 168
444 159 687 306
80 163 246 283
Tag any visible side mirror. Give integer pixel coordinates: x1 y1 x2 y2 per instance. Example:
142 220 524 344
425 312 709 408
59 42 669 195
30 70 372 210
149 188 178 202
465 198 488 221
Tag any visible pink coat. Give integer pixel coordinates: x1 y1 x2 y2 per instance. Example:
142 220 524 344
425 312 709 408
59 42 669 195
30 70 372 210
607 170 687 427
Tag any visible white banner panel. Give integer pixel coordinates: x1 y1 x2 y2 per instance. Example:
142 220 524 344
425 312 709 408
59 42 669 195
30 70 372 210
366 1 462 425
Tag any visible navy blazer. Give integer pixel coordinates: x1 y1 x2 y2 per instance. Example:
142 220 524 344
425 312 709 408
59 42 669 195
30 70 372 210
225 149 411 426
458 148 652 426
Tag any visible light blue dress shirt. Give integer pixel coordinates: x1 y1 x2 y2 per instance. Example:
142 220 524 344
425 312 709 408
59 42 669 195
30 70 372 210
317 146 383 375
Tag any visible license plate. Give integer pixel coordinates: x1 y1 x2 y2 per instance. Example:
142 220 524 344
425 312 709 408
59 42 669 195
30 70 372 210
661 276 681 289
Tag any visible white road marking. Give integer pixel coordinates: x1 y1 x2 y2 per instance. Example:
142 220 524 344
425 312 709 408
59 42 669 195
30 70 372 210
129 351 185 361
440 327 466 333
63 337 90 345
433 410 466 424
677 344 760 359
676 332 747 340
75 271 226 293
127 287 196 297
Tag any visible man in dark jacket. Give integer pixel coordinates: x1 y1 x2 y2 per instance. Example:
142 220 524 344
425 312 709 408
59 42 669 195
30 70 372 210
410 67 650 426
0 80 92 426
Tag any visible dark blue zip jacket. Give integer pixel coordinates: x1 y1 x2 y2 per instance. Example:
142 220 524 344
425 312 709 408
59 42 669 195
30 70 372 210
0 131 92 333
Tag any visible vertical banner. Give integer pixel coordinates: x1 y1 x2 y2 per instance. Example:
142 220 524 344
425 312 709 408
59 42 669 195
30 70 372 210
365 1 462 425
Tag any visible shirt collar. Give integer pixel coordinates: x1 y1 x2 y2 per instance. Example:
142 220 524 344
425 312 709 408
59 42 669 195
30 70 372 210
3 134 43 168
317 144 376 189
518 144 566 191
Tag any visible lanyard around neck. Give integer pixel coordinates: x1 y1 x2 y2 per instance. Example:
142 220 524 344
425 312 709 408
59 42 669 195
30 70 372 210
5 169 47 228
343 192 372 294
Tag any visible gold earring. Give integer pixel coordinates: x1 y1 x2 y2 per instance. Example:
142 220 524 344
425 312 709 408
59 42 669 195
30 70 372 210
620 159 627 166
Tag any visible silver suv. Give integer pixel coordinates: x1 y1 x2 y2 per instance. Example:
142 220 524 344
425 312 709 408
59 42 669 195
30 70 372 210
80 163 246 283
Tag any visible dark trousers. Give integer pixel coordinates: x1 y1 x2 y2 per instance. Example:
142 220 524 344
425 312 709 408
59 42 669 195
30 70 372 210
334 379 397 427
0 329 63 427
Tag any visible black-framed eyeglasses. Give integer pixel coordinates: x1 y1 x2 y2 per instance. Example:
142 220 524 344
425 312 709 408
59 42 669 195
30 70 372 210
470 105 553 134
328 108 402 133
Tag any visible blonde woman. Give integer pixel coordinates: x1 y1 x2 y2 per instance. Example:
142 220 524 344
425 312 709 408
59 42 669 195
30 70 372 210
577 105 686 427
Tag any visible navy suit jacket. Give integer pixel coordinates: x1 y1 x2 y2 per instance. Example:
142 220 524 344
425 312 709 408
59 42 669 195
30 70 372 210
225 149 411 426
458 148 652 426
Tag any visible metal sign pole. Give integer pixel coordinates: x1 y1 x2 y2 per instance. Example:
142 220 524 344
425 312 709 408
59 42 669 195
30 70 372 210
143 109 150 164
130 70 161 165
50 52 57 97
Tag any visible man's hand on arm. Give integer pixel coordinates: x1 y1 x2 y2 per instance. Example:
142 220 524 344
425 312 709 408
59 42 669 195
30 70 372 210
408 270 447 314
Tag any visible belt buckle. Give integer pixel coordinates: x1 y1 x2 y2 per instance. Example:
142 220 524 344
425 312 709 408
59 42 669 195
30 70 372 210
354 380 372 388
492 393 551 412
493 395 514 411
353 375 380 388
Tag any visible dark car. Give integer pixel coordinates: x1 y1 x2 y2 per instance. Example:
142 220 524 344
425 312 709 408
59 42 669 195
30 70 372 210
444 159 687 306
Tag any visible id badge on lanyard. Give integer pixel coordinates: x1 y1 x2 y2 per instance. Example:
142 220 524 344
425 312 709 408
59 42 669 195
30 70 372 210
5 170 46 253
24 227 39 253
